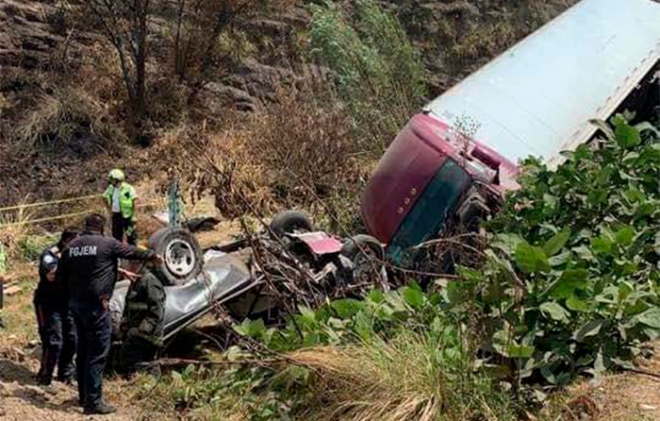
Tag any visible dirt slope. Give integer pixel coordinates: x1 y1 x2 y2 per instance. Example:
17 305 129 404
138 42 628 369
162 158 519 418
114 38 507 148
565 341 660 421
2 337 660 420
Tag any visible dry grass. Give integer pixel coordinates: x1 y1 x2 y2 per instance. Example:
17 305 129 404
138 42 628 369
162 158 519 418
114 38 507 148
541 341 660 421
287 333 514 421
543 377 655 421
0 280 40 353
187 86 376 232
15 86 121 149
0 203 44 352
0 203 36 261
451 21 516 62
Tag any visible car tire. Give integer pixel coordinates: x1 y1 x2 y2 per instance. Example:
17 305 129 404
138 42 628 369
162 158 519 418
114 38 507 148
149 227 203 286
340 234 386 287
269 211 314 237
340 234 384 261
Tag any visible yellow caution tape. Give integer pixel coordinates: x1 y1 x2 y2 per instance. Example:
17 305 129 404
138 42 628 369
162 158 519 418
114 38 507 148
0 194 103 212
0 200 166 228
0 210 96 227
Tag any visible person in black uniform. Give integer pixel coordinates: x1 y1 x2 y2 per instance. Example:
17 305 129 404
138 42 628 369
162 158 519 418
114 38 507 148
34 227 79 387
57 214 162 415
118 261 166 378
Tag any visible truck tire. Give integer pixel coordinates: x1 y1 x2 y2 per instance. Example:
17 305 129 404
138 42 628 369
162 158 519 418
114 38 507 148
269 211 313 237
149 227 203 286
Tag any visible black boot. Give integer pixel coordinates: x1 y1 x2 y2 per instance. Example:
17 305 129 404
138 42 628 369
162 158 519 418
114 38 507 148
37 377 58 395
83 402 117 415
56 374 76 386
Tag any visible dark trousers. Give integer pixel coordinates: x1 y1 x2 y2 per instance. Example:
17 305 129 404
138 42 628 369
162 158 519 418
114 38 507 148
111 213 137 245
119 334 160 376
72 307 111 408
35 303 77 383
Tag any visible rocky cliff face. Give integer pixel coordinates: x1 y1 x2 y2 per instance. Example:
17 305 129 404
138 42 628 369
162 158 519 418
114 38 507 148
1 0 579 119
0 0 65 70
385 0 579 97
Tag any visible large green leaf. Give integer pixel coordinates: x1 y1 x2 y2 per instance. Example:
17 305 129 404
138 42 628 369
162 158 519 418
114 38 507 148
540 302 570 323
493 233 524 256
638 307 660 329
298 305 317 323
234 318 266 338
566 295 589 312
508 344 535 359
368 289 385 304
331 299 366 319
492 329 535 358
515 241 551 273
615 121 641 149
543 229 571 256
614 226 634 246
591 236 614 255
550 269 588 299
402 286 425 310
574 319 605 342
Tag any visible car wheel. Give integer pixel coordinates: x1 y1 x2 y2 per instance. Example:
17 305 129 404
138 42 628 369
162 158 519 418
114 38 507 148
269 211 314 237
149 227 203 286
341 234 384 260
340 235 385 283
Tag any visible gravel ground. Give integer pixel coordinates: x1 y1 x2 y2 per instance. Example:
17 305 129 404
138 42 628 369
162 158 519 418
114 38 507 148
0 357 139 421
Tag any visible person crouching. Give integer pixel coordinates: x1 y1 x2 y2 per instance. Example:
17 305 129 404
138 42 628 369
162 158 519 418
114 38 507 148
118 260 166 379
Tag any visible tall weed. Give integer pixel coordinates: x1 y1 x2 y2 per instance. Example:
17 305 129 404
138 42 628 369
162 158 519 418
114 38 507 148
310 0 426 151
288 332 515 421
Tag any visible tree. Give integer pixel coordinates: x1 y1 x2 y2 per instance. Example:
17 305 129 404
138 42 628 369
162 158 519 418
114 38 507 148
78 0 290 139
84 0 152 142
171 0 288 98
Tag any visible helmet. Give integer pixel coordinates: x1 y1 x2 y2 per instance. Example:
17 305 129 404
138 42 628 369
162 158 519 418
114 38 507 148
108 169 126 182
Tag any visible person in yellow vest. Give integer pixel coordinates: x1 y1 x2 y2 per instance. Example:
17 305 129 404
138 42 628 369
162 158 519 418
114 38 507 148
103 169 138 245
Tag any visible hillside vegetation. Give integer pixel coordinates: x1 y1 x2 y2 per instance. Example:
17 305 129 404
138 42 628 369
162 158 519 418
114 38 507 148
0 0 576 210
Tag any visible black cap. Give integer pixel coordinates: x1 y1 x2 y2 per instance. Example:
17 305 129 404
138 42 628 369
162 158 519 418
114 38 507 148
58 226 80 247
84 213 106 233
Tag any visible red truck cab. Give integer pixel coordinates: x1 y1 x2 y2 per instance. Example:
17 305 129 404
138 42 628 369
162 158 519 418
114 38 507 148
360 0 660 260
361 113 517 260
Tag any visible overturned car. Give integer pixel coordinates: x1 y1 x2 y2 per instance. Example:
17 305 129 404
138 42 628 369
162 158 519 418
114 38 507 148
110 211 386 343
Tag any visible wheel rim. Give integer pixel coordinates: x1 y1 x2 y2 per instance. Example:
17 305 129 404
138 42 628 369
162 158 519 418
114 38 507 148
165 239 196 277
353 246 380 280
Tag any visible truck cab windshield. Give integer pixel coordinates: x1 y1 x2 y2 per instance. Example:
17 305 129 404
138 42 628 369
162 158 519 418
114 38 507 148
387 159 471 261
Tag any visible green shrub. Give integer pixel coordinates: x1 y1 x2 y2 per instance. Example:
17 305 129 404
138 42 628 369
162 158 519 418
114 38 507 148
18 235 53 261
444 117 660 400
310 0 426 151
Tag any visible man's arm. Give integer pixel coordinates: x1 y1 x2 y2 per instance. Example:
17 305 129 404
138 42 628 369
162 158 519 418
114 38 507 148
111 238 161 263
102 186 113 212
41 253 59 282
55 251 70 300
129 186 138 216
